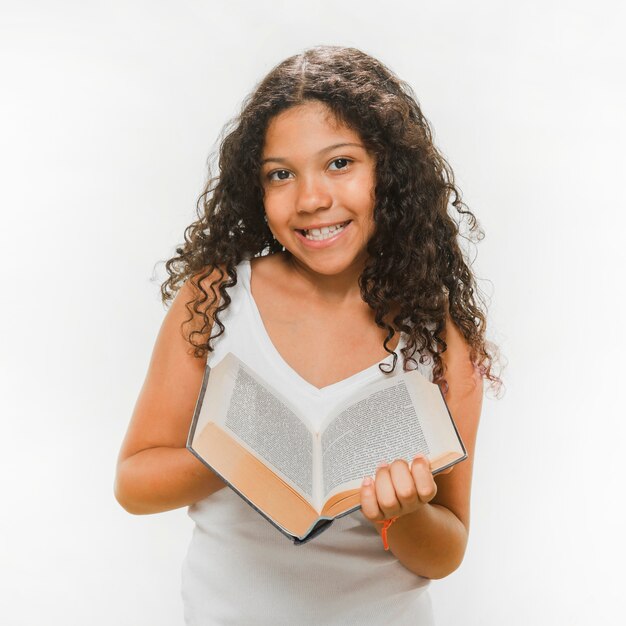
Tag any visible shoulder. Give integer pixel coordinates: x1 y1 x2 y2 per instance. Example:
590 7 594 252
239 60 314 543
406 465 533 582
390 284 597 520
168 263 231 344
440 311 484 437
440 312 483 397
153 262 234 367
185 263 231 299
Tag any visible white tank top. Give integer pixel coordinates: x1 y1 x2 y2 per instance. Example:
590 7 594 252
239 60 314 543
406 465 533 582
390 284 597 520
181 257 435 625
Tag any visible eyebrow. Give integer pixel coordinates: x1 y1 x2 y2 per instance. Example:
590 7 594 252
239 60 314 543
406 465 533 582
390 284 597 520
260 142 365 165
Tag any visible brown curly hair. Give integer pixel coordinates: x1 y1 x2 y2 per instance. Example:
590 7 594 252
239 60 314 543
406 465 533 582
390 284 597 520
160 45 502 394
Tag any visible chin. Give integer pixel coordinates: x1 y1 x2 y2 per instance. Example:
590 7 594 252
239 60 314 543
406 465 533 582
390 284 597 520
294 252 366 274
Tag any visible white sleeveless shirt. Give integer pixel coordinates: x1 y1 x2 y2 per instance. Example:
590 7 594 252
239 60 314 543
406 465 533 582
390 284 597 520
181 257 436 625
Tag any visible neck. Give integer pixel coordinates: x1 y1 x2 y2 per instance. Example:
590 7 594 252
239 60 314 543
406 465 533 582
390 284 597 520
281 251 368 307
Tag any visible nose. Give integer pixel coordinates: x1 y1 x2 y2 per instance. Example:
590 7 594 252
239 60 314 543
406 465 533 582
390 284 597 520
295 173 332 215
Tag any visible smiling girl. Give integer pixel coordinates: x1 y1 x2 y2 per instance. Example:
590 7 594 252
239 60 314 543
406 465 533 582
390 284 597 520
115 46 500 625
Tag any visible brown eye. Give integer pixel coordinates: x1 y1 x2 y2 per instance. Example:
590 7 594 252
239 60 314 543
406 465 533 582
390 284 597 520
329 158 352 171
268 169 292 181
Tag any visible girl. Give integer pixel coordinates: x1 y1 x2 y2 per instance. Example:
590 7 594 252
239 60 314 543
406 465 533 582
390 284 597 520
115 46 499 625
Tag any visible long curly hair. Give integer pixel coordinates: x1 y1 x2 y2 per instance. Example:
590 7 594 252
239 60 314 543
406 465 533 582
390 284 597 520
161 45 502 393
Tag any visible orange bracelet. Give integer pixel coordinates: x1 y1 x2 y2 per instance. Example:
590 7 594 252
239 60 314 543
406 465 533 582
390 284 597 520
376 516 399 550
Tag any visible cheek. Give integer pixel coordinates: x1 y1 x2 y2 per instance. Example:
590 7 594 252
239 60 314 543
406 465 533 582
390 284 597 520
261 191 280 216
262 196 291 228
353 187 376 221
345 173 375 208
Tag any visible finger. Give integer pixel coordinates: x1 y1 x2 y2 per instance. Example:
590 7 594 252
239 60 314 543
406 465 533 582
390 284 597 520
375 463 402 518
410 455 437 503
388 459 418 513
360 476 384 522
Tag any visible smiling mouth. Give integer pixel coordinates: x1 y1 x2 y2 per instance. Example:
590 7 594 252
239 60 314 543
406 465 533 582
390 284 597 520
296 220 352 237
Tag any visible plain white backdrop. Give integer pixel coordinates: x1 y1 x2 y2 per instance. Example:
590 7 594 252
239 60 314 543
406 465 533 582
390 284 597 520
1 1 625 624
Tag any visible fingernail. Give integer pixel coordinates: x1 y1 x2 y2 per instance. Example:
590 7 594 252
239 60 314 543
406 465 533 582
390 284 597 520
376 461 388 470
362 476 373 487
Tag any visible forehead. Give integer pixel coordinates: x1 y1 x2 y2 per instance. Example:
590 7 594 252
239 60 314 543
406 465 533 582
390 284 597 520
262 101 360 152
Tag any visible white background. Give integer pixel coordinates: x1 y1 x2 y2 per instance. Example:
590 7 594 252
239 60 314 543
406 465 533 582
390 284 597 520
1 1 625 624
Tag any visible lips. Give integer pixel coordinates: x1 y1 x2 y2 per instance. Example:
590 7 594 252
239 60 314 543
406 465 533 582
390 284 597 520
296 220 352 235
294 219 353 248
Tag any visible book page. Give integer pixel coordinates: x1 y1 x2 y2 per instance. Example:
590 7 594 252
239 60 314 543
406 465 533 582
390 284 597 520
321 379 429 498
224 365 313 498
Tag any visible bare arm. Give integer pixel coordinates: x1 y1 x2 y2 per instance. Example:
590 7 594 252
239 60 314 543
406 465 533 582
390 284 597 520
114 272 227 515
360 312 483 578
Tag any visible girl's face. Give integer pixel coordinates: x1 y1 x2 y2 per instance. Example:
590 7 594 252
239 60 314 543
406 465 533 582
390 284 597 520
260 100 377 277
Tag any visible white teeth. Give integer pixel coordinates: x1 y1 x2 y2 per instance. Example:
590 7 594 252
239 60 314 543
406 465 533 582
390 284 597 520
303 222 348 241
304 223 348 241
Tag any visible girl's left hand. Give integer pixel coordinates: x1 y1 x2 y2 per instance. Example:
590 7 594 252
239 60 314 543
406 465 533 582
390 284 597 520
360 455 449 522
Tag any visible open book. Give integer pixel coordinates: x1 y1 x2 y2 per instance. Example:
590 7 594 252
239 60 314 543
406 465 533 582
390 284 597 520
187 352 466 545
